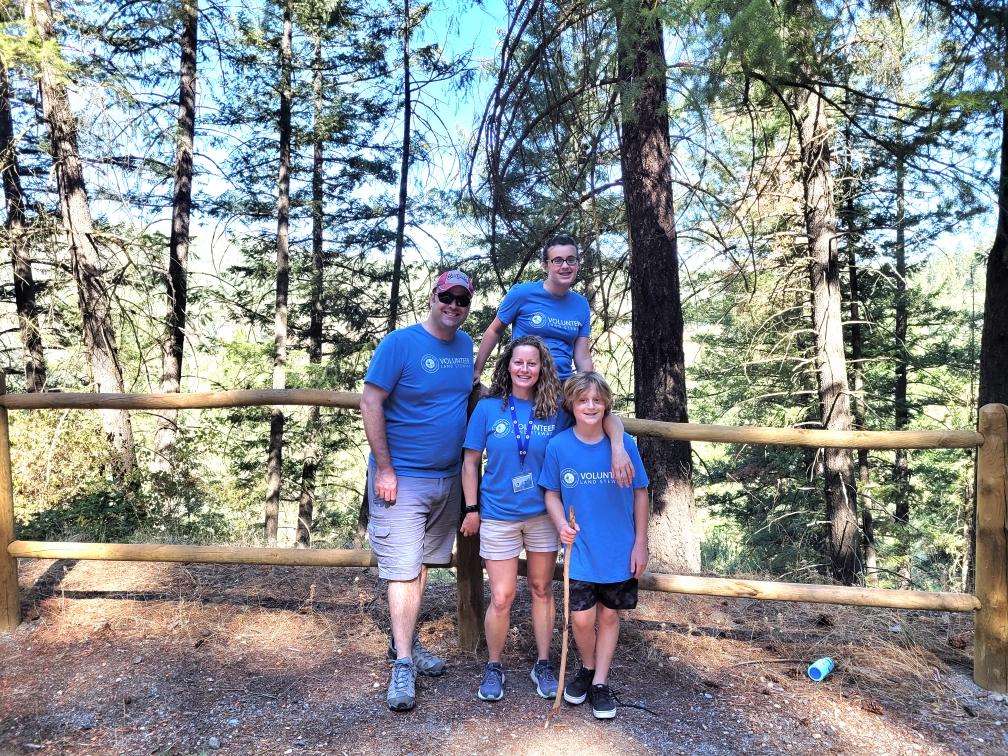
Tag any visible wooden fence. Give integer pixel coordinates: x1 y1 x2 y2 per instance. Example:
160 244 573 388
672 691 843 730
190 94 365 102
0 376 1003 692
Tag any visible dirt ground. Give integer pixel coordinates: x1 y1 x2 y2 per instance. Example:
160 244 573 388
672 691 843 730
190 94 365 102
0 558 1004 755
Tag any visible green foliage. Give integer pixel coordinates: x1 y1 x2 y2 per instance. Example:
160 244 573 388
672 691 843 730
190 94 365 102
0 0 995 587
17 487 149 542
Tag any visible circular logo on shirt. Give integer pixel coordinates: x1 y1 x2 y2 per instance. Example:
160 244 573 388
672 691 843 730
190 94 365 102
529 312 546 328
492 419 510 437
421 354 439 374
561 468 578 489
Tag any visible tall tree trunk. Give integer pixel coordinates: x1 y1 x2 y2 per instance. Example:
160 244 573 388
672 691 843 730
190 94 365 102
296 33 325 549
26 0 136 475
973 28 1008 591
979 66 1008 409
0 61 45 391
615 1 699 572
387 0 410 332
264 2 292 545
152 0 198 476
893 150 911 522
844 187 877 585
799 85 858 585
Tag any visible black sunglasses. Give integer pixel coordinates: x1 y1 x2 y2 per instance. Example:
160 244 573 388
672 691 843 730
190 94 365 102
437 291 472 307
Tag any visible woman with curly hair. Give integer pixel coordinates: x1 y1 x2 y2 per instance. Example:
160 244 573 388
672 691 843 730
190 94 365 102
460 335 626 703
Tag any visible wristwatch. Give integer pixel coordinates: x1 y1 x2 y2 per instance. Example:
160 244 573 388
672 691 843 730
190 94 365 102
464 504 479 515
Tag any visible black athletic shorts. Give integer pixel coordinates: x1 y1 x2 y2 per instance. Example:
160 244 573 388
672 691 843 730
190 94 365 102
569 577 638 612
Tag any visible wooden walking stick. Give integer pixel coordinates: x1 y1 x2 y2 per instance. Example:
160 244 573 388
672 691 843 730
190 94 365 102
546 507 576 727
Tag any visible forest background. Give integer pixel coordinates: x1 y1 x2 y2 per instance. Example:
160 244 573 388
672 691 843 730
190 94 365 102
0 0 1004 594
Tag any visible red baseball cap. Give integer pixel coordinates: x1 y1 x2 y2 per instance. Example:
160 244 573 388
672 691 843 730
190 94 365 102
434 270 475 294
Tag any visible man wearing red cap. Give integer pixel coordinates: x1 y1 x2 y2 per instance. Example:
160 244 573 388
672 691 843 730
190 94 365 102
360 270 476 712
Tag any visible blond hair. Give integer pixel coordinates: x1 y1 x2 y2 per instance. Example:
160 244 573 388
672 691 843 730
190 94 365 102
562 371 613 416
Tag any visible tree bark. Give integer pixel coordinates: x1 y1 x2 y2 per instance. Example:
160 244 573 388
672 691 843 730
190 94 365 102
26 0 136 475
152 0 198 476
0 61 45 392
296 33 325 549
893 150 910 522
387 0 411 333
615 1 699 573
979 74 1008 409
799 85 858 585
844 182 877 584
264 2 292 545
973 29 1008 592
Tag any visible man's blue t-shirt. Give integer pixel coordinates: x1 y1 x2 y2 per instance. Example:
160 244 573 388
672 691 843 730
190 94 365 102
496 281 591 380
463 396 571 521
364 324 473 477
539 430 649 583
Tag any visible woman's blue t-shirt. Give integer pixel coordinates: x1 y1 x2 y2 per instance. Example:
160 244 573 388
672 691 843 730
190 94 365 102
496 281 591 380
539 430 649 583
463 395 571 521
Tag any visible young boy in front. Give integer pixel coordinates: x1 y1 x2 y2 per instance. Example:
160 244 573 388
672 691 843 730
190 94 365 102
539 371 650 719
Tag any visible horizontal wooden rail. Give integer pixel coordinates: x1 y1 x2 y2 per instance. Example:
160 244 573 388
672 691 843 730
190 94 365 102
11 542 978 612
514 559 979 612
0 389 361 412
637 572 979 612
0 390 983 449
8 540 379 568
622 417 982 450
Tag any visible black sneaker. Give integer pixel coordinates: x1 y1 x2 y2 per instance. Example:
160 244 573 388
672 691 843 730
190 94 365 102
589 683 616 719
563 665 594 705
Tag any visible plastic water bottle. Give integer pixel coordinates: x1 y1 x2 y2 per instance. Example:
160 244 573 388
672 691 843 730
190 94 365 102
807 657 835 681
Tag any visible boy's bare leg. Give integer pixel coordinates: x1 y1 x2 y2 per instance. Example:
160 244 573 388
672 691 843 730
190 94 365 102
484 558 518 662
571 605 598 668
389 565 427 658
591 606 620 684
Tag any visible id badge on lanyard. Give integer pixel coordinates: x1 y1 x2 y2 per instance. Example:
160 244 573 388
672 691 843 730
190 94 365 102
509 397 535 493
512 471 534 493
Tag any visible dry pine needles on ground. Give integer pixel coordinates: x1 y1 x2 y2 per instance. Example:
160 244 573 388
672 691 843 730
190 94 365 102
0 559 1004 755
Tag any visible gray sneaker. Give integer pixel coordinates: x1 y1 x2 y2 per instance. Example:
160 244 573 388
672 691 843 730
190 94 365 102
387 636 447 677
387 658 416 711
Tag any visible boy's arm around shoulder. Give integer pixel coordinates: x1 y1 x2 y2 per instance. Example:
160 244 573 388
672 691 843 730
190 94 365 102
602 414 633 487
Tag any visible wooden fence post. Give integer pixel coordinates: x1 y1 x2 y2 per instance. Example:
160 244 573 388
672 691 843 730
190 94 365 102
976 403 1008 692
0 375 21 632
456 387 483 653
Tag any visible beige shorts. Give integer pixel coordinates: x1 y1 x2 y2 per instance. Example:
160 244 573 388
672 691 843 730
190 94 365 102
367 459 459 581
479 512 560 561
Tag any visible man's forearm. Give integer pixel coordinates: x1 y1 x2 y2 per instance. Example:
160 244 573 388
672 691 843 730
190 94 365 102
361 398 393 469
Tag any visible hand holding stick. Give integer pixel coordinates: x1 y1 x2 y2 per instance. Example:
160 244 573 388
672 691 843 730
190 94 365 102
546 507 576 726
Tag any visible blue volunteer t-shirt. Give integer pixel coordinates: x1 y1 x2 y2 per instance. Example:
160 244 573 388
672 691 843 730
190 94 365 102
539 430 649 583
364 323 473 477
463 396 571 521
496 281 591 380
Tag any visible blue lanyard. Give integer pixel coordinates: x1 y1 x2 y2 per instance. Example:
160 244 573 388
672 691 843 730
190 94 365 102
509 395 532 469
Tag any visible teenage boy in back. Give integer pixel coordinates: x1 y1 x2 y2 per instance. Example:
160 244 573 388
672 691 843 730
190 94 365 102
539 371 649 720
